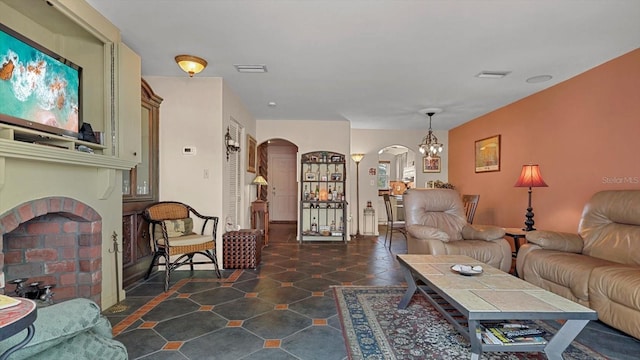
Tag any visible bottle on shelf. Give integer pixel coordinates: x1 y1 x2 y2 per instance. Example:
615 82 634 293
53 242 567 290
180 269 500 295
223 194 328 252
328 185 333 201
311 217 318 233
304 185 309 200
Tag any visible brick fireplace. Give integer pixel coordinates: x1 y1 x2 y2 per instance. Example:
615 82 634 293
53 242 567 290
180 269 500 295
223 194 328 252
0 197 102 305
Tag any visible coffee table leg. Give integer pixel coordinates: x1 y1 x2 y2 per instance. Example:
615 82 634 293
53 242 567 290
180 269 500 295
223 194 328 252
0 324 35 360
543 319 590 360
398 265 417 309
468 319 482 360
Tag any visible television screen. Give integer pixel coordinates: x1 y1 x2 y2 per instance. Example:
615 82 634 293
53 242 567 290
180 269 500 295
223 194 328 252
0 22 82 138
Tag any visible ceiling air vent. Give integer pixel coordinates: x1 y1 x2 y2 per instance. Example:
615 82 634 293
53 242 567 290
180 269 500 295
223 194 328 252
234 64 268 73
475 70 511 79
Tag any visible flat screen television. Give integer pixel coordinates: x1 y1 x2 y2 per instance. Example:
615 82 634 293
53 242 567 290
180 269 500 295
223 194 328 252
0 22 82 139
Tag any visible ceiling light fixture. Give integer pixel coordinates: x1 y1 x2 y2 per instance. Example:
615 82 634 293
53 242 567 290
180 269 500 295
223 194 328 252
175 55 207 77
475 70 511 79
234 64 267 73
418 108 444 157
526 75 553 83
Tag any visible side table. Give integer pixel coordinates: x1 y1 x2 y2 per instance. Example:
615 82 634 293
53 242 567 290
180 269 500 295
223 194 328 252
251 200 269 246
0 297 37 360
503 227 527 276
223 229 263 269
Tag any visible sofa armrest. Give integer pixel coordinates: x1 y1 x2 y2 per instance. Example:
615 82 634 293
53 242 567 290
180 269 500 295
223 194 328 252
406 225 450 242
525 230 584 253
461 224 505 241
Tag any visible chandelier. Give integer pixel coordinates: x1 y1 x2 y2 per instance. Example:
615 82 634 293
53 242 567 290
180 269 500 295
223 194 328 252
418 110 443 157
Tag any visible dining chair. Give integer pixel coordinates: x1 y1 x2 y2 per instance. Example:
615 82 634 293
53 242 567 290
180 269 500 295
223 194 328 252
383 194 407 250
462 194 480 224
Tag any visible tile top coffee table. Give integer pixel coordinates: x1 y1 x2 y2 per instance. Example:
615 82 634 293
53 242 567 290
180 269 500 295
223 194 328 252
396 254 597 360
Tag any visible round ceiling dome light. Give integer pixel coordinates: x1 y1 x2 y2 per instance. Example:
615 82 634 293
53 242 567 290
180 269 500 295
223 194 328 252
526 75 553 84
175 55 207 77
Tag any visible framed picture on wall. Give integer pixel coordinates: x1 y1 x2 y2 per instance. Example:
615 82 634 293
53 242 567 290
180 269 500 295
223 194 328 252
475 134 501 173
247 134 257 173
423 156 441 173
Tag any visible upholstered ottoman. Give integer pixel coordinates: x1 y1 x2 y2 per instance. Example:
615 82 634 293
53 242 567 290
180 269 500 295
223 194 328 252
223 229 263 269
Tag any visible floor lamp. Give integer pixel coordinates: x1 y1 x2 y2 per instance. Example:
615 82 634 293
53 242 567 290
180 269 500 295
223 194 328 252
351 153 365 238
514 164 548 231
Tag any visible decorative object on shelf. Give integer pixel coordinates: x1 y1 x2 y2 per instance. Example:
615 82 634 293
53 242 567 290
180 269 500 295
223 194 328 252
252 175 268 201
514 164 548 231
418 108 444 157
423 156 441 173
433 180 455 189
475 134 501 173
351 153 365 238
175 54 207 77
247 134 257 173
225 126 240 161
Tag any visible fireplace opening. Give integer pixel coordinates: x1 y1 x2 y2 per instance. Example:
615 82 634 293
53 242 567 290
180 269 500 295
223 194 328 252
0 197 102 305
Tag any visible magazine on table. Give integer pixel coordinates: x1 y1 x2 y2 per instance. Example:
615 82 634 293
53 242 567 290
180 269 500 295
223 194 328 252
479 322 547 345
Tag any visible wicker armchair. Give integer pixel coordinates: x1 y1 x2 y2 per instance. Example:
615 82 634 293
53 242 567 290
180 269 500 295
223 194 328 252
143 201 221 291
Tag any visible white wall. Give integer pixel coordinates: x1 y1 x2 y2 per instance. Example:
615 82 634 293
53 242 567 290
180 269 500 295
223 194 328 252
144 76 256 265
145 77 224 216
351 128 449 235
256 119 352 237
256 120 448 238
222 81 258 227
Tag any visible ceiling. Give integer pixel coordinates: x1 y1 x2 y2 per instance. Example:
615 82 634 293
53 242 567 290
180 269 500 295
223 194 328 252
85 0 639 131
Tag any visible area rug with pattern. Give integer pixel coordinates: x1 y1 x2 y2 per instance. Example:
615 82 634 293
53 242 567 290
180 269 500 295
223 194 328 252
333 286 606 360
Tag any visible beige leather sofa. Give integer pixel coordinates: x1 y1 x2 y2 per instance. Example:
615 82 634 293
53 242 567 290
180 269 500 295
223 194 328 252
516 190 640 339
403 188 512 273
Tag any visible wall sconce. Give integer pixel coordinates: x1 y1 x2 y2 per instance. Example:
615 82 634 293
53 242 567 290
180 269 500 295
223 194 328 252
175 55 207 77
225 126 240 161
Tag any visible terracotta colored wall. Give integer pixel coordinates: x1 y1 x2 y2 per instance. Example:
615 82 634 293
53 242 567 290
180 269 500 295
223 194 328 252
449 49 640 233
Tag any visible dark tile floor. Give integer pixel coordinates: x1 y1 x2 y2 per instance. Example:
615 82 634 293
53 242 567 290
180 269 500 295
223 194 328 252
104 223 640 360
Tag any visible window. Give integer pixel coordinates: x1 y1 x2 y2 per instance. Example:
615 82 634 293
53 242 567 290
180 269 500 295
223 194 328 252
378 161 390 190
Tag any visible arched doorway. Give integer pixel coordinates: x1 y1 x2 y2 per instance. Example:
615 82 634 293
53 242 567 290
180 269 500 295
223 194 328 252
377 145 416 225
257 139 298 223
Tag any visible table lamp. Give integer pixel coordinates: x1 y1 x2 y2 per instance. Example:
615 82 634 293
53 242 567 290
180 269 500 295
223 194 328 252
514 164 548 231
252 175 268 202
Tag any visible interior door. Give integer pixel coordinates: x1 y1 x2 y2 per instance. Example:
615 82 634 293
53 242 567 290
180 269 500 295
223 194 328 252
269 153 297 221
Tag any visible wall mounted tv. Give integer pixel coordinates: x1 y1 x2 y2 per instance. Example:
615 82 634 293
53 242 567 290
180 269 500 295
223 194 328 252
0 22 82 139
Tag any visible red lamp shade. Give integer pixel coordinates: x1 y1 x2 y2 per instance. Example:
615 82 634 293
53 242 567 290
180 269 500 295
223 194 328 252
514 165 548 188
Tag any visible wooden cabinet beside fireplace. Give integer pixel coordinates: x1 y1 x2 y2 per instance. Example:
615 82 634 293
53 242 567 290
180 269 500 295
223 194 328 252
122 79 163 287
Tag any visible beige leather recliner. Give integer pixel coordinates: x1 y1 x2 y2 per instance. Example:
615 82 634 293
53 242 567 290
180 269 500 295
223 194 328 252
517 190 640 339
403 188 512 272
